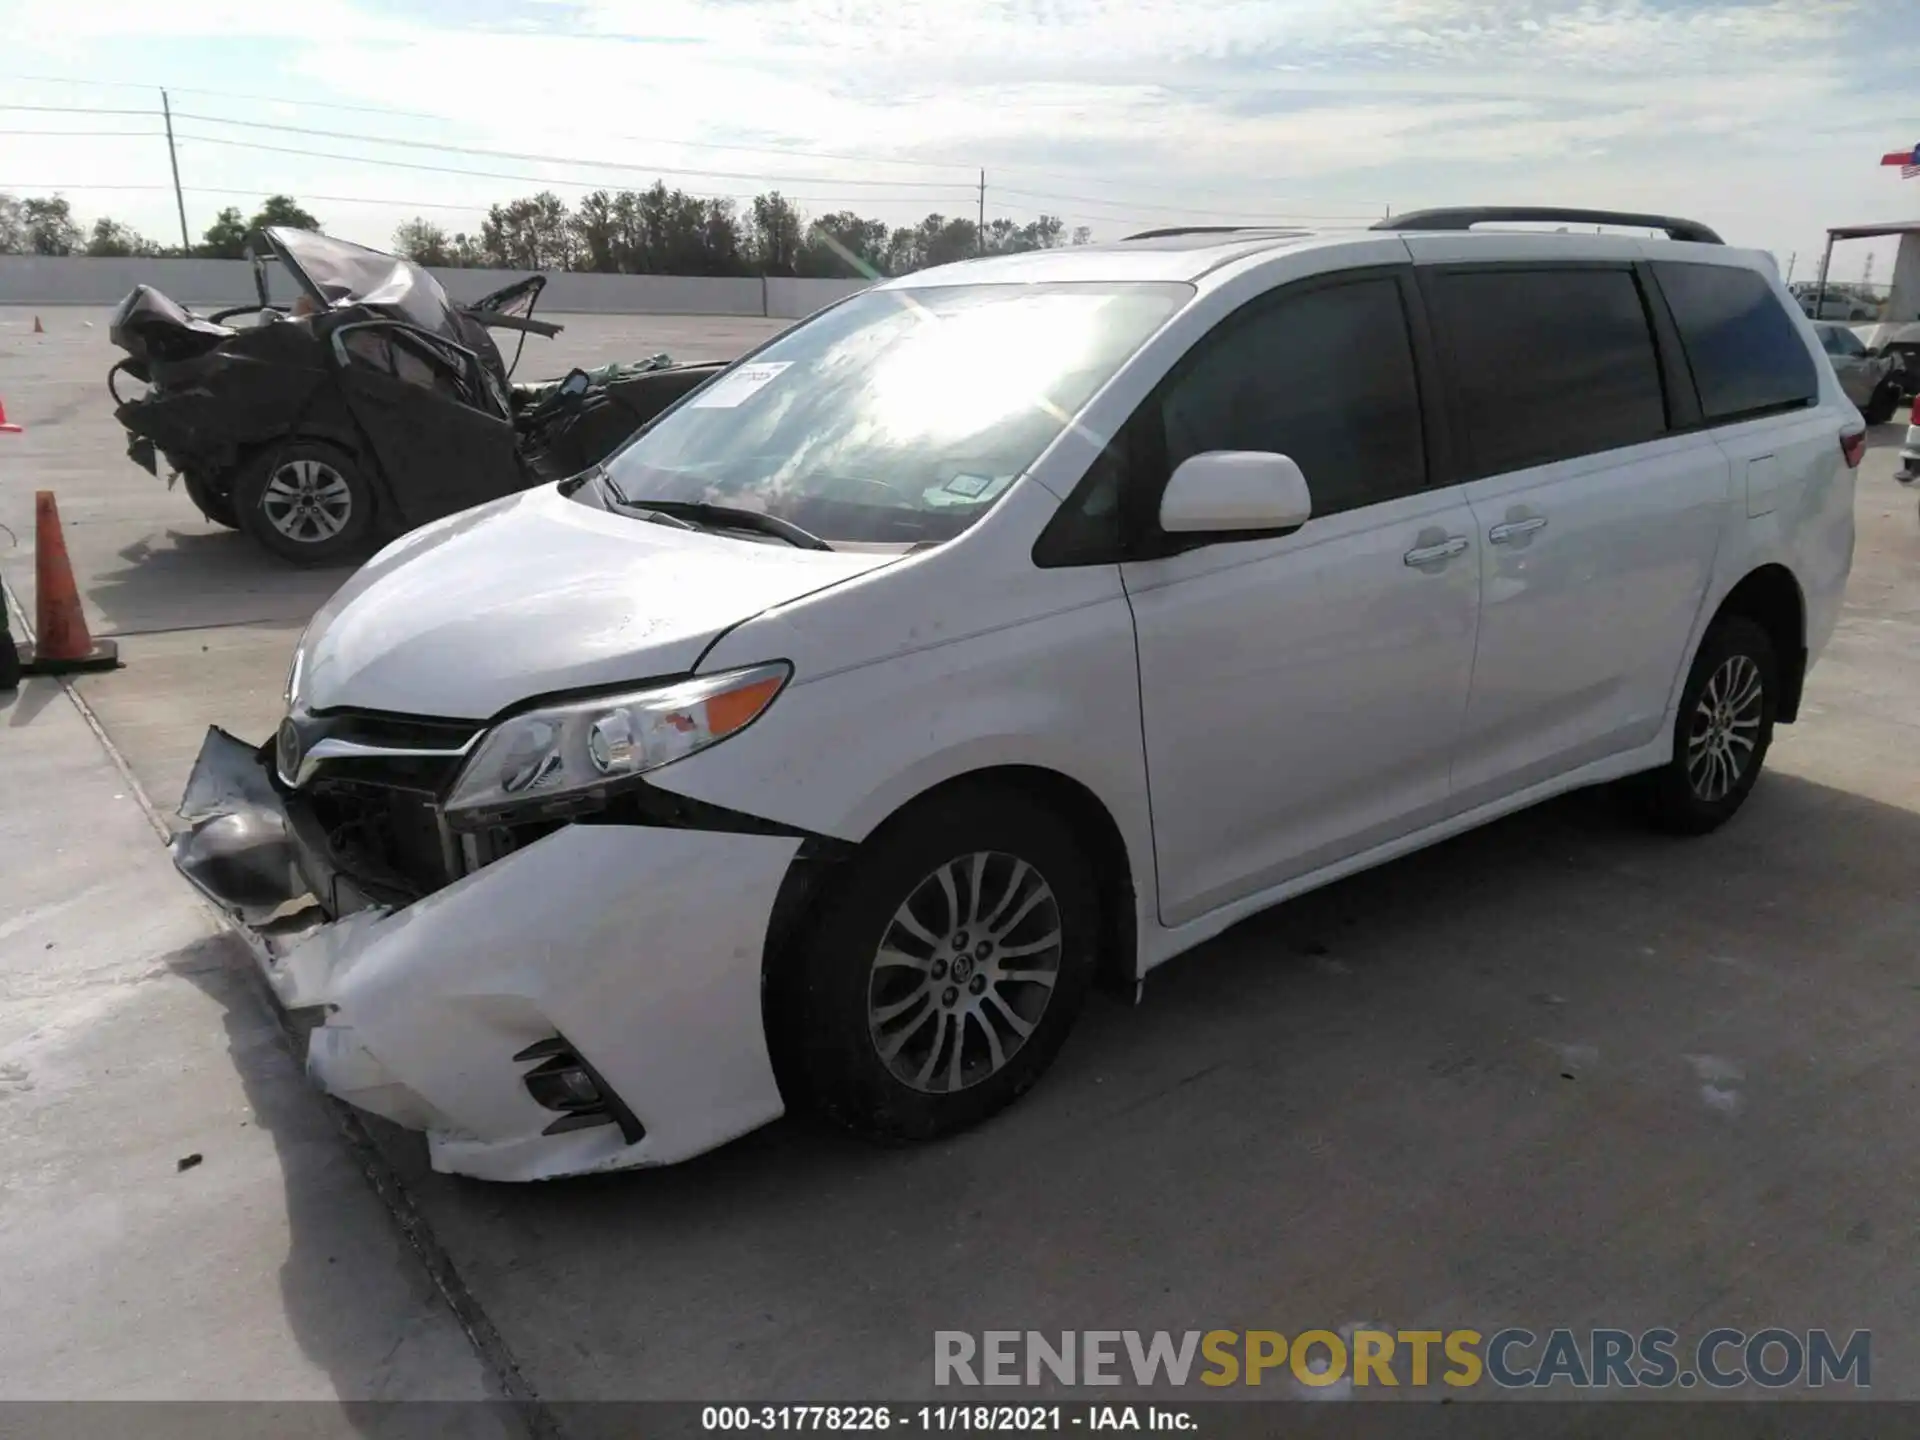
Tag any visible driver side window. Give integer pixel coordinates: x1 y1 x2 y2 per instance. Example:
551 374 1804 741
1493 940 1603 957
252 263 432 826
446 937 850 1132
1154 275 1428 522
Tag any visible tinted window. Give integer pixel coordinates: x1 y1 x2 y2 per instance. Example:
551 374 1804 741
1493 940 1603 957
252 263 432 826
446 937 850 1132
1654 262 1819 422
1156 277 1425 520
1430 268 1668 476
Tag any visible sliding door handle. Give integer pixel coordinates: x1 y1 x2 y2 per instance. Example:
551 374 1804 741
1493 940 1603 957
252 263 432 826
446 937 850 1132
1488 516 1549 544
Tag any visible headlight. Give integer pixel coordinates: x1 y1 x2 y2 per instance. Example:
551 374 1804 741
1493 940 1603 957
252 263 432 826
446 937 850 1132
283 638 306 708
442 662 790 829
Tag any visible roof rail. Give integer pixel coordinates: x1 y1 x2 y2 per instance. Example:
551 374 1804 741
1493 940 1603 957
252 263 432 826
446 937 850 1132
1374 207 1724 245
1122 225 1299 241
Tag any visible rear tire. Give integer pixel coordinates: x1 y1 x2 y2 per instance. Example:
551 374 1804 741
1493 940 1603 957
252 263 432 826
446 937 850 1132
1863 383 1899 426
787 785 1099 1144
234 439 374 567
1636 615 1778 835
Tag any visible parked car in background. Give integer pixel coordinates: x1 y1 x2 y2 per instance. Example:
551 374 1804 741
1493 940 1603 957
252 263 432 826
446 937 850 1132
172 206 1859 1182
1854 320 1920 402
1812 320 1903 422
108 227 723 565
1792 283 1879 322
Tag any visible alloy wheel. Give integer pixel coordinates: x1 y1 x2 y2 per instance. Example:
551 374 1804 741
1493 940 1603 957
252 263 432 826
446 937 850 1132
866 851 1064 1095
1686 653 1764 803
261 458 353 543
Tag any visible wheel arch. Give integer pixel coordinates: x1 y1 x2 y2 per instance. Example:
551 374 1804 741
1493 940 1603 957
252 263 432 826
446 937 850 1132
1712 564 1808 722
236 427 388 515
758 763 1141 1091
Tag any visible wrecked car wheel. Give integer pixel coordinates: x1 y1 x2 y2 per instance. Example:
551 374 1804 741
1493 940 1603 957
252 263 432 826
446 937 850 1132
236 441 374 565
791 785 1098 1144
181 470 238 529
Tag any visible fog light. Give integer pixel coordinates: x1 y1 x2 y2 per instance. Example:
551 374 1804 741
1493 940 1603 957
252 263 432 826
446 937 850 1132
513 1035 646 1142
524 1060 602 1113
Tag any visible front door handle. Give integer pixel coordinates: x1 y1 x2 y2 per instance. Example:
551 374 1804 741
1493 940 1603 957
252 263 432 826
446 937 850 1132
1488 516 1548 544
1403 536 1470 566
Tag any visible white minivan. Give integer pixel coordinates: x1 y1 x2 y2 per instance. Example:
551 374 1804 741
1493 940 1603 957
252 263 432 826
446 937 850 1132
175 206 1860 1181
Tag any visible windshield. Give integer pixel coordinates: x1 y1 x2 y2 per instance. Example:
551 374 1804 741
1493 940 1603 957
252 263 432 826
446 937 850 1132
600 281 1190 546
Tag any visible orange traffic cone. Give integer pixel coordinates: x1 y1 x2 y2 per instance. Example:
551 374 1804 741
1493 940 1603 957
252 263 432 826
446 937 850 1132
19 491 118 675
31 316 43 335
0 394 18 433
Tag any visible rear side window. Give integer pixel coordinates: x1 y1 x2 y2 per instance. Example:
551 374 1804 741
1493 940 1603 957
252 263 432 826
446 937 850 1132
1156 276 1426 520
1429 267 1668 477
1653 262 1819 422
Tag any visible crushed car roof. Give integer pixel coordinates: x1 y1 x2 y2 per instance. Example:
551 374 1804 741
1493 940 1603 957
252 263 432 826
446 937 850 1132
252 225 461 338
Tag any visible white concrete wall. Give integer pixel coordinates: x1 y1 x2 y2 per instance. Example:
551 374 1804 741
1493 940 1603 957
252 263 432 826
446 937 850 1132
1888 234 1920 324
0 256 871 318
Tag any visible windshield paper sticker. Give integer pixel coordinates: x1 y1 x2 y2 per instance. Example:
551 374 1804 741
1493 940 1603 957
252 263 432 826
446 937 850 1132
687 361 793 409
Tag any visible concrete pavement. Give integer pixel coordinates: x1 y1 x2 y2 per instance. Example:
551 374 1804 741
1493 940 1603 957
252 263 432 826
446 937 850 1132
3 300 1919 1412
0 661 503 1409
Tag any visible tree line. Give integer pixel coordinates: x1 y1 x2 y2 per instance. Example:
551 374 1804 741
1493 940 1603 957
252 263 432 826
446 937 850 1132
0 186 1090 277
393 187 1090 277
0 193 321 258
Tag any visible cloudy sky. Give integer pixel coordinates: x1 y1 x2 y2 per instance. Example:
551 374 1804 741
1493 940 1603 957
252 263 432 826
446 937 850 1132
3 0 1917 279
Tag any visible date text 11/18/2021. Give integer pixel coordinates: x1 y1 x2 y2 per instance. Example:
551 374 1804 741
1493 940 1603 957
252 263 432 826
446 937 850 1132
701 1405 1195 1432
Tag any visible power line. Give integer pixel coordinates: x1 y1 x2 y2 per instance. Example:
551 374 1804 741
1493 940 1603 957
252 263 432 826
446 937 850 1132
156 131 1367 228
167 111 981 191
0 183 175 191
0 129 163 138
993 183 1382 223
0 83 1387 207
2 96 1387 236
169 131 978 197
5 174 980 213
0 80 980 175
0 103 160 116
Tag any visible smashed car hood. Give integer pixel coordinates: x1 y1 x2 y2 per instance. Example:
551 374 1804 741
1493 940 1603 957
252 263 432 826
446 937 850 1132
297 483 899 718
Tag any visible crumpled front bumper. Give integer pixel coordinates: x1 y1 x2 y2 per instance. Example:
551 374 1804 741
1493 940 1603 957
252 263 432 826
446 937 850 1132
170 726 800 1181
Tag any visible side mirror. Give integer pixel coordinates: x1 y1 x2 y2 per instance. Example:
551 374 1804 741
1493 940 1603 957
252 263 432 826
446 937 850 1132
1159 451 1313 537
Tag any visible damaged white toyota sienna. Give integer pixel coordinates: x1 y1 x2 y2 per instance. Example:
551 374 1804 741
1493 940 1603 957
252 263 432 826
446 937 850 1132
174 208 1860 1181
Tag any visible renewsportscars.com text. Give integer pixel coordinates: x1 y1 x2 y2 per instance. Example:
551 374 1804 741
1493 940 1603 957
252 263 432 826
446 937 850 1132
934 1328 1870 1390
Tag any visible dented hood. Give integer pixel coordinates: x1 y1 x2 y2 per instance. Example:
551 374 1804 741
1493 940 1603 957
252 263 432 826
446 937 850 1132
296 483 898 718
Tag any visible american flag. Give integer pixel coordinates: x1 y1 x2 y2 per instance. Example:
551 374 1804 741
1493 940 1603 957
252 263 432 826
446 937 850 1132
1905 162 1920 179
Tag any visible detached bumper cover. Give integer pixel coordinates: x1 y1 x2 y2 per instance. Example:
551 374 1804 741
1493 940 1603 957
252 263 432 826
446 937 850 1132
171 727 311 926
169 726 800 1181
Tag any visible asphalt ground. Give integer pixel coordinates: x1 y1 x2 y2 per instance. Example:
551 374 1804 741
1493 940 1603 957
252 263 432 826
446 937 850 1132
3 303 1919 1417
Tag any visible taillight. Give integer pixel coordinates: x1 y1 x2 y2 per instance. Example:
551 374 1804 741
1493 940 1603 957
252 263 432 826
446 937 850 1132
1911 395 1920 425
1841 431 1866 469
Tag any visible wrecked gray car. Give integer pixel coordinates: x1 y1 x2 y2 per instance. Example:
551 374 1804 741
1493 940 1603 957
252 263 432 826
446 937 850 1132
109 226 724 565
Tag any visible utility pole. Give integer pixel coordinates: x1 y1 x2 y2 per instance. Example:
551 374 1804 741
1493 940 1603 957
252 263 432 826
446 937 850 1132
161 89 190 252
977 170 986 255
1785 251 1796 283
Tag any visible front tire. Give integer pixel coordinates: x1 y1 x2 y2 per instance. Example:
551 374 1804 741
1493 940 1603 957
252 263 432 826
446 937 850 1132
234 440 374 566
1637 615 1778 835
788 785 1099 1144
